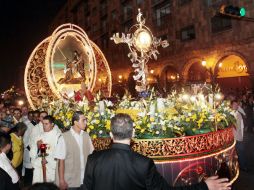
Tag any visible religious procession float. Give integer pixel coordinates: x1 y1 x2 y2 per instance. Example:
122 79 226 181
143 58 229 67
24 10 238 187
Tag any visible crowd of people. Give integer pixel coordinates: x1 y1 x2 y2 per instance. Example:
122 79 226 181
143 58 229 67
0 97 237 190
225 90 254 173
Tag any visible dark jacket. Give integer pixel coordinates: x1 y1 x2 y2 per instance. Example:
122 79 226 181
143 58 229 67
81 143 208 190
0 167 19 190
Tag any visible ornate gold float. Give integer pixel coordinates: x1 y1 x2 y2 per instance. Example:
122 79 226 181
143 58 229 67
24 24 112 109
93 127 238 186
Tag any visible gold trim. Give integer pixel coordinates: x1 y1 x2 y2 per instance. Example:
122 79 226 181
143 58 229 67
154 141 236 163
90 41 112 97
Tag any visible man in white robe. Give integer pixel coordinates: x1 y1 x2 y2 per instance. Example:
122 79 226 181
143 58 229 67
30 115 61 183
22 111 36 186
29 111 61 152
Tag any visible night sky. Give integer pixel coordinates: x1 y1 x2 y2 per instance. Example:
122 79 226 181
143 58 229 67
0 0 66 91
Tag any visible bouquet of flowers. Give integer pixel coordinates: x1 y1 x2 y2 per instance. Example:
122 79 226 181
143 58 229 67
86 97 115 139
40 85 235 139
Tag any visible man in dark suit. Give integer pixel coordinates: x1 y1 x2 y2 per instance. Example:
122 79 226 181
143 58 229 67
0 168 19 190
81 113 231 190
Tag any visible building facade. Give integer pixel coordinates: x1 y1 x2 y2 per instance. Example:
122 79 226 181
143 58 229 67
49 0 254 94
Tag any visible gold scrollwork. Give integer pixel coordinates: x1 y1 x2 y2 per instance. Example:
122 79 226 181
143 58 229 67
90 41 112 97
25 38 57 109
93 127 234 159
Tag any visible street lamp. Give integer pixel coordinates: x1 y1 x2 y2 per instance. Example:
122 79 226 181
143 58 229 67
111 9 169 92
201 60 207 66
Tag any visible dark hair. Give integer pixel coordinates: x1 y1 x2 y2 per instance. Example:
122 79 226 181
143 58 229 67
28 111 34 115
43 115 55 124
33 110 40 115
72 111 84 125
0 132 11 150
11 122 27 133
13 108 21 113
110 113 133 140
28 182 59 190
231 100 238 105
40 111 48 116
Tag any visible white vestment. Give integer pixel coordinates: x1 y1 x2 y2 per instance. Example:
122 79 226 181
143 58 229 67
29 122 61 150
30 129 61 183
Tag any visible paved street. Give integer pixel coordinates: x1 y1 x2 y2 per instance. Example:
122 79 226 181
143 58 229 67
233 132 254 190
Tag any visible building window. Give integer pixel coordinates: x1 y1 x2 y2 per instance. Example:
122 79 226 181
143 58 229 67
152 0 167 6
122 1 133 21
137 0 144 6
153 2 171 27
211 15 232 33
179 0 191 6
111 10 117 20
206 0 224 6
100 0 107 17
180 25 196 41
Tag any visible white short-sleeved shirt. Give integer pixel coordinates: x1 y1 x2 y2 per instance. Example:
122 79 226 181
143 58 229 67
54 127 87 184
0 152 19 183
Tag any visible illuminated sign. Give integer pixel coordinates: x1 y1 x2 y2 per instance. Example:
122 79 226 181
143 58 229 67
217 55 249 78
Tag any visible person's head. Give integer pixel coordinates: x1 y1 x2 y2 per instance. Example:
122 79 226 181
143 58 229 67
28 111 34 121
39 111 48 123
0 125 11 134
21 106 28 116
0 132 12 154
110 113 134 141
42 115 54 132
28 182 59 190
72 111 86 130
0 115 15 134
13 108 21 121
33 110 40 123
12 122 27 137
231 100 239 111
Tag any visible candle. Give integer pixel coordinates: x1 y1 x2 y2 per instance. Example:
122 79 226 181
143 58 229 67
39 144 47 155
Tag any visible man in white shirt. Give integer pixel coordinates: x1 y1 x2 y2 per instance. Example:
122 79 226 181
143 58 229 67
22 111 35 186
55 111 94 190
21 106 29 123
231 100 248 172
13 108 23 125
0 133 19 188
30 115 61 183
